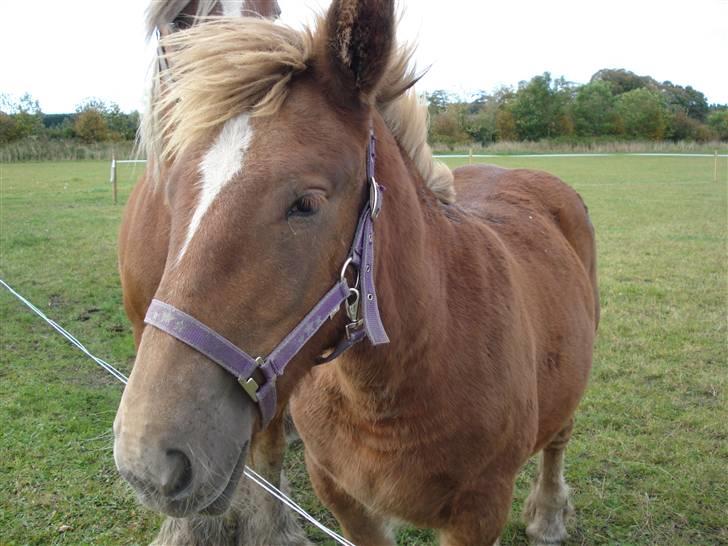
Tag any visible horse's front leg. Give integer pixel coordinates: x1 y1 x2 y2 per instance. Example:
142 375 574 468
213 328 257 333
231 410 312 546
305 452 396 546
248 407 289 483
438 476 514 546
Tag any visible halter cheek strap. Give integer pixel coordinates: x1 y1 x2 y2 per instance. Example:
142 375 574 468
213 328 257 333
143 130 388 427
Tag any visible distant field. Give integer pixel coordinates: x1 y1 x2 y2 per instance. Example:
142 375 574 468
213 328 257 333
1 156 726 545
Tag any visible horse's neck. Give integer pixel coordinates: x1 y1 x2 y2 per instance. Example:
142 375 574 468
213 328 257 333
335 121 467 409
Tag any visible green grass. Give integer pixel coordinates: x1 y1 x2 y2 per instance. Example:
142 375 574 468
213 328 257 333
1 157 726 545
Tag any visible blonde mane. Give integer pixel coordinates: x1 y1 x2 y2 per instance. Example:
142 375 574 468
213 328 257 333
145 17 455 203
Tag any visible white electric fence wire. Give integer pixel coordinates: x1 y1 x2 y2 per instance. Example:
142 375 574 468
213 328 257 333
0 278 356 546
111 152 728 171
0 279 129 385
243 467 356 546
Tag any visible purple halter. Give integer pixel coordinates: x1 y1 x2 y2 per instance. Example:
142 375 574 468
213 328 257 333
144 131 389 426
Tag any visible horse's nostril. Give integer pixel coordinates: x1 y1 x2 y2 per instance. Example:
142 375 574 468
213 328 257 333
160 449 193 498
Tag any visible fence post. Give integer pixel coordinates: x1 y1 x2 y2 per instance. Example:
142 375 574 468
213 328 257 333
111 154 118 205
714 150 718 183
469 147 473 164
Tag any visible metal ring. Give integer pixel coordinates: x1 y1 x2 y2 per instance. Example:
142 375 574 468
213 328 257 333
347 287 360 303
340 257 353 282
339 256 360 288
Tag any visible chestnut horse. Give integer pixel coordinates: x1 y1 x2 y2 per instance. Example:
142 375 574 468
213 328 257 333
114 1 598 545
120 1 312 544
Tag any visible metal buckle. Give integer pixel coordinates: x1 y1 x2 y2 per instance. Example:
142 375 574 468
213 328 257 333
345 319 364 340
238 356 267 402
239 376 259 402
346 288 360 322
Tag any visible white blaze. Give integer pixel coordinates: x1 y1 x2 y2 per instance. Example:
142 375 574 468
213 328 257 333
176 113 253 264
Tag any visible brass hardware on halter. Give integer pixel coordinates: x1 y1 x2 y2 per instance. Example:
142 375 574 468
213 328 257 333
238 356 267 402
346 288 360 322
239 376 259 402
344 287 364 340
345 319 364 340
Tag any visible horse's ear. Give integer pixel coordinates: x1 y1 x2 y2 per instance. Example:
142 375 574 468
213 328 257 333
321 0 395 104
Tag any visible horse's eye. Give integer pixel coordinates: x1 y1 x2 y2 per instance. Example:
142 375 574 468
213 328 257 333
287 195 322 218
172 15 193 31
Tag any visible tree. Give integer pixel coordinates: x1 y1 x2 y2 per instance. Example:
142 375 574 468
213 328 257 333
430 104 469 149
121 111 140 140
468 90 490 114
661 83 709 122
0 112 18 144
0 93 14 113
106 103 139 140
667 110 710 141
0 93 45 142
707 110 728 140
75 97 111 115
74 98 138 141
43 114 76 139
465 103 498 145
7 93 44 139
572 81 617 136
74 109 109 143
460 92 500 145
509 73 572 140
0 95 17 143
496 107 517 141
590 68 655 95
426 90 451 115
616 88 668 140
511 74 552 140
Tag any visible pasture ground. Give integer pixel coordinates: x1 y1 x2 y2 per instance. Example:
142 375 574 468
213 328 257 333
0 156 726 545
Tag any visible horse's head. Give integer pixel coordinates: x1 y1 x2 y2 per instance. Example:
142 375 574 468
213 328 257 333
114 0 400 517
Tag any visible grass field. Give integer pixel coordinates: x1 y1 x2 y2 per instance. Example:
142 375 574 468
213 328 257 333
1 155 726 545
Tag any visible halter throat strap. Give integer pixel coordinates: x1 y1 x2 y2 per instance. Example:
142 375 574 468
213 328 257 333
144 130 388 427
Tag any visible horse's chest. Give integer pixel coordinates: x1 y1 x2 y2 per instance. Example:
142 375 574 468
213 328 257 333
292 389 479 524
311 431 458 524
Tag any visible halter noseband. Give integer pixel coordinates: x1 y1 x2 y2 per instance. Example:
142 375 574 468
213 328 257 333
143 131 389 426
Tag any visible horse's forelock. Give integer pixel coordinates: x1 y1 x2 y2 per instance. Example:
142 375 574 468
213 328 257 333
143 5 455 204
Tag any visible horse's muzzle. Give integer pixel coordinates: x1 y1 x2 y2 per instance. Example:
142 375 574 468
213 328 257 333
113 428 249 517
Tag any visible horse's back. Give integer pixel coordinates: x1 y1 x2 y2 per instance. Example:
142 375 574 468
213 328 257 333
453 164 599 327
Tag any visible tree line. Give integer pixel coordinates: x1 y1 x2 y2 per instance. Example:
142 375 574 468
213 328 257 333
426 69 728 148
0 94 139 145
3 68 728 149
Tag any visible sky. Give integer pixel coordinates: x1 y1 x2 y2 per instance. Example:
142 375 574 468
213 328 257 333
1 0 726 114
